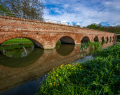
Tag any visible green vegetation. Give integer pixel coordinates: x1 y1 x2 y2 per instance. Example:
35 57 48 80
2 0 45 20
117 35 120 42
89 41 102 54
55 40 61 49
85 23 120 34
0 4 10 12
1 38 33 46
80 42 89 50
0 4 15 17
80 41 102 53
56 40 61 45
36 43 120 95
0 44 34 50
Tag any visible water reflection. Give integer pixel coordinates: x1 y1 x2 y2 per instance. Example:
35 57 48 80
0 41 117 94
2 46 34 58
0 47 44 68
56 44 75 56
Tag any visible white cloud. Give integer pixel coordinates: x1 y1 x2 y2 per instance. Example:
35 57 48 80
43 0 120 26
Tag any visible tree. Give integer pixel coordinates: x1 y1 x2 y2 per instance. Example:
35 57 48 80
2 0 45 20
86 23 120 34
0 4 15 17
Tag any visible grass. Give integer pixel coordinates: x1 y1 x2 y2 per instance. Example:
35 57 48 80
35 42 120 95
0 44 34 50
1 38 33 46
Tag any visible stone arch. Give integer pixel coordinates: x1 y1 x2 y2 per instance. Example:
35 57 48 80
81 36 90 43
101 36 104 43
0 34 44 49
56 36 75 45
113 36 114 41
94 36 99 42
106 36 109 43
110 36 112 42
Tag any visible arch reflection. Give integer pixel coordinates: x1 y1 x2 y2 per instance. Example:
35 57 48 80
56 44 75 56
0 47 44 68
2 45 34 58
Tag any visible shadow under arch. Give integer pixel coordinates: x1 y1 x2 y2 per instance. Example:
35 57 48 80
0 48 44 68
113 36 114 41
56 44 75 56
110 36 112 42
59 36 75 44
106 36 109 43
94 36 99 42
101 36 104 43
81 36 90 43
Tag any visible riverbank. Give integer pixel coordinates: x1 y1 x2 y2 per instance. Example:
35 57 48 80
1 38 33 46
36 43 120 95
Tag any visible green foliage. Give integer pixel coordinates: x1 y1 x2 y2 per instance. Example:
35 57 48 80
1 38 33 46
56 40 61 45
0 4 15 17
0 4 9 12
36 43 120 95
86 23 102 30
80 41 102 53
2 0 45 20
55 40 61 49
80 42 89 50
88 41 102 54
117 35 120 42
86 23 120 34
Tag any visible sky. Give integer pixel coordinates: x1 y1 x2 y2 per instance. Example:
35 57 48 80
42 0 120 27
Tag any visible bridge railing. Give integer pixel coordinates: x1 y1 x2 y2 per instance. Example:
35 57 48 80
0 11 73 26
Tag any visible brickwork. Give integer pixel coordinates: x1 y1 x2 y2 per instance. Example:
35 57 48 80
0 16 117 49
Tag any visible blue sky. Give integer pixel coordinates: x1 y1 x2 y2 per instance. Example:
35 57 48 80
42 0 120 27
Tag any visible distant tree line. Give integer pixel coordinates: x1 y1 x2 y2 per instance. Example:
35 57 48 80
84 23 120 34
0 0 45 21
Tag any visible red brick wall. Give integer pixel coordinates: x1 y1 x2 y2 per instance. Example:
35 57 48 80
0 16 116 49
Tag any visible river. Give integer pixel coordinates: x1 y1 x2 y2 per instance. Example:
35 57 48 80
0 41 117 95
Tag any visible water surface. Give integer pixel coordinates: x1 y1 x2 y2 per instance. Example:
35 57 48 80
0 41 117 95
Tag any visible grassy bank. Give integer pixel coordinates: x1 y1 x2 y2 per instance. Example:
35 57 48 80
36 42 120 95
1 38 33 46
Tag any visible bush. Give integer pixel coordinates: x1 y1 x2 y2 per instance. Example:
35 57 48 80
36 43 120 95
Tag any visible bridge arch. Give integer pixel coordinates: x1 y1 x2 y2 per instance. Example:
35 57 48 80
106 36 109 43
101 36 104 43
81 36 90 43
56 36 75 45
0 34 44 49
113 36 114 41
110 36 112 42
94 36 99 42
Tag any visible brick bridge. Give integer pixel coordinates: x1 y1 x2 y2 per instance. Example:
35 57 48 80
0 16 117 49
